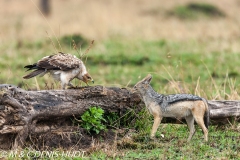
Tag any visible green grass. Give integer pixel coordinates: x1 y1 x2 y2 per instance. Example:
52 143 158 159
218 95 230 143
89 122 240 159
2 119 239 159
168 3 225 20
1 38 240 98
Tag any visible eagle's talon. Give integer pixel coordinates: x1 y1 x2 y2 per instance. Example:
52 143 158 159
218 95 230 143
68 86 77 89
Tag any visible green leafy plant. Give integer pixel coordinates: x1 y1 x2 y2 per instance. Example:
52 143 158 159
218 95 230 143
81 106 106 134
104 111 120 128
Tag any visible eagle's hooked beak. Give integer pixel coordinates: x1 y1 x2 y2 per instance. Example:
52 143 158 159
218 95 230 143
85 79 93 86
87 79 94 86
82 73 94 86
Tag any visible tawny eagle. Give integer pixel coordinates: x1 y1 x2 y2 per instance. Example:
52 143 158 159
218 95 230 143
23 52 94 89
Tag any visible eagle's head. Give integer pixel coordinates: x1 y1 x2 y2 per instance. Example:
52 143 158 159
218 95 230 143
78 73 94 85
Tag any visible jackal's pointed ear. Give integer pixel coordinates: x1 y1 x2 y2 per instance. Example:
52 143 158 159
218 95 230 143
143 74 152 84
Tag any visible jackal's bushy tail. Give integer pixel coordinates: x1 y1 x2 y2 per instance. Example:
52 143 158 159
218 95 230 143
202 98 210 129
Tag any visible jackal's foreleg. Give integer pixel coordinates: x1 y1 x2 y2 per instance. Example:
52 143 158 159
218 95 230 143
150 116 162 139
185 115 196 142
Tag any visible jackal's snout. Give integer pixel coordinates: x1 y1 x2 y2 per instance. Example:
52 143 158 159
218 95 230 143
132 74 153 93
131 85 138 93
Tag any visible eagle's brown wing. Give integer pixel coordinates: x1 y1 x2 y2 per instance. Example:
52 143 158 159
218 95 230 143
23 52 84 79
37 52 82 71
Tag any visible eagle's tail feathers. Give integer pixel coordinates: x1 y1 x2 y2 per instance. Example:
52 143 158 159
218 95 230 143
24 64 38 71
39 70 48 77
23 70 45 79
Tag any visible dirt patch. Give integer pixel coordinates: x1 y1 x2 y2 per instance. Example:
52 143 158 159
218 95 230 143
0 117 117 151
27 127 117 150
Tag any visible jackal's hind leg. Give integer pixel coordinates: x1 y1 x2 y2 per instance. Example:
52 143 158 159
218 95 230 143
192 104 208 142
194 116 208 142
150 116 162 139
185 115 196 142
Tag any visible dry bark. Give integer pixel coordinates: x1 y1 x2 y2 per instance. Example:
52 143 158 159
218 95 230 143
0 84 239 149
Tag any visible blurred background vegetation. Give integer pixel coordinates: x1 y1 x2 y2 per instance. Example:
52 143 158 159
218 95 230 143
1 0 240 100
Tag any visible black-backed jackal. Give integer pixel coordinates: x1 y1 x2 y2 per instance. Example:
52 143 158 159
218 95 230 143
133 74 210 142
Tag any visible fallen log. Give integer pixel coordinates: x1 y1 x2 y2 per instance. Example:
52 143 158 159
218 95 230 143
0 84 239 149
208 100 240 118
0 84 141 149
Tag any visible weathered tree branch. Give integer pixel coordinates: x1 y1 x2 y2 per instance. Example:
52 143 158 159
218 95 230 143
0 84 239 149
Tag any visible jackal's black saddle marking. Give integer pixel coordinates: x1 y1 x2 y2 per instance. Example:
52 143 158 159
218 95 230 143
156 94 202 110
